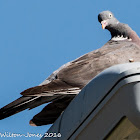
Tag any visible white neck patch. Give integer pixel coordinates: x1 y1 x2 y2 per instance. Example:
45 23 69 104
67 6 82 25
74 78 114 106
111 35 132 41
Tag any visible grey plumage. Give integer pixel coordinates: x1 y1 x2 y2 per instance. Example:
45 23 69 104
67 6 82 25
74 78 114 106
98 11 140 44
0 11 140 126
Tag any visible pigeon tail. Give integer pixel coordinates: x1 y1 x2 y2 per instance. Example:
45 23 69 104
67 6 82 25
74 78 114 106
0 96 39 120
29 95 75 126
0 95 62 120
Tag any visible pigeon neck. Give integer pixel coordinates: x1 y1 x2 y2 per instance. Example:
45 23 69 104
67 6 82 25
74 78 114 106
106 23 140 45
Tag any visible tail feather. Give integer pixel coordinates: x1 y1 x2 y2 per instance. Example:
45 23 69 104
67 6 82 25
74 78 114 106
0 88 78 125
30 95 75 126
0 95 60 120
0 96 38 120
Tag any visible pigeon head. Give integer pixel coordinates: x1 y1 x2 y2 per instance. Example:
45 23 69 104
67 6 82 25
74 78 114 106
98 11 119 30
98 11 140 43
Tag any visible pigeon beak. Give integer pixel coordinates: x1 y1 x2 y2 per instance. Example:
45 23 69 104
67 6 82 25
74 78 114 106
101 20 108 29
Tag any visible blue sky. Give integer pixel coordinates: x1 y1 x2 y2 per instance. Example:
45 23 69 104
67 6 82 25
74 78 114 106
0 0 140 139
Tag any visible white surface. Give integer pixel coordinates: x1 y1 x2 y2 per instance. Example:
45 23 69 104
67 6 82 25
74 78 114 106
41 62 140 140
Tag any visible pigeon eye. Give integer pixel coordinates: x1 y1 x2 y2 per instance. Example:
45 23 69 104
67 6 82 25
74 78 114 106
109 14 112 18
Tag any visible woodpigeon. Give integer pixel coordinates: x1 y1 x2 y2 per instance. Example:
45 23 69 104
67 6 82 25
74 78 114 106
0 11 140 126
